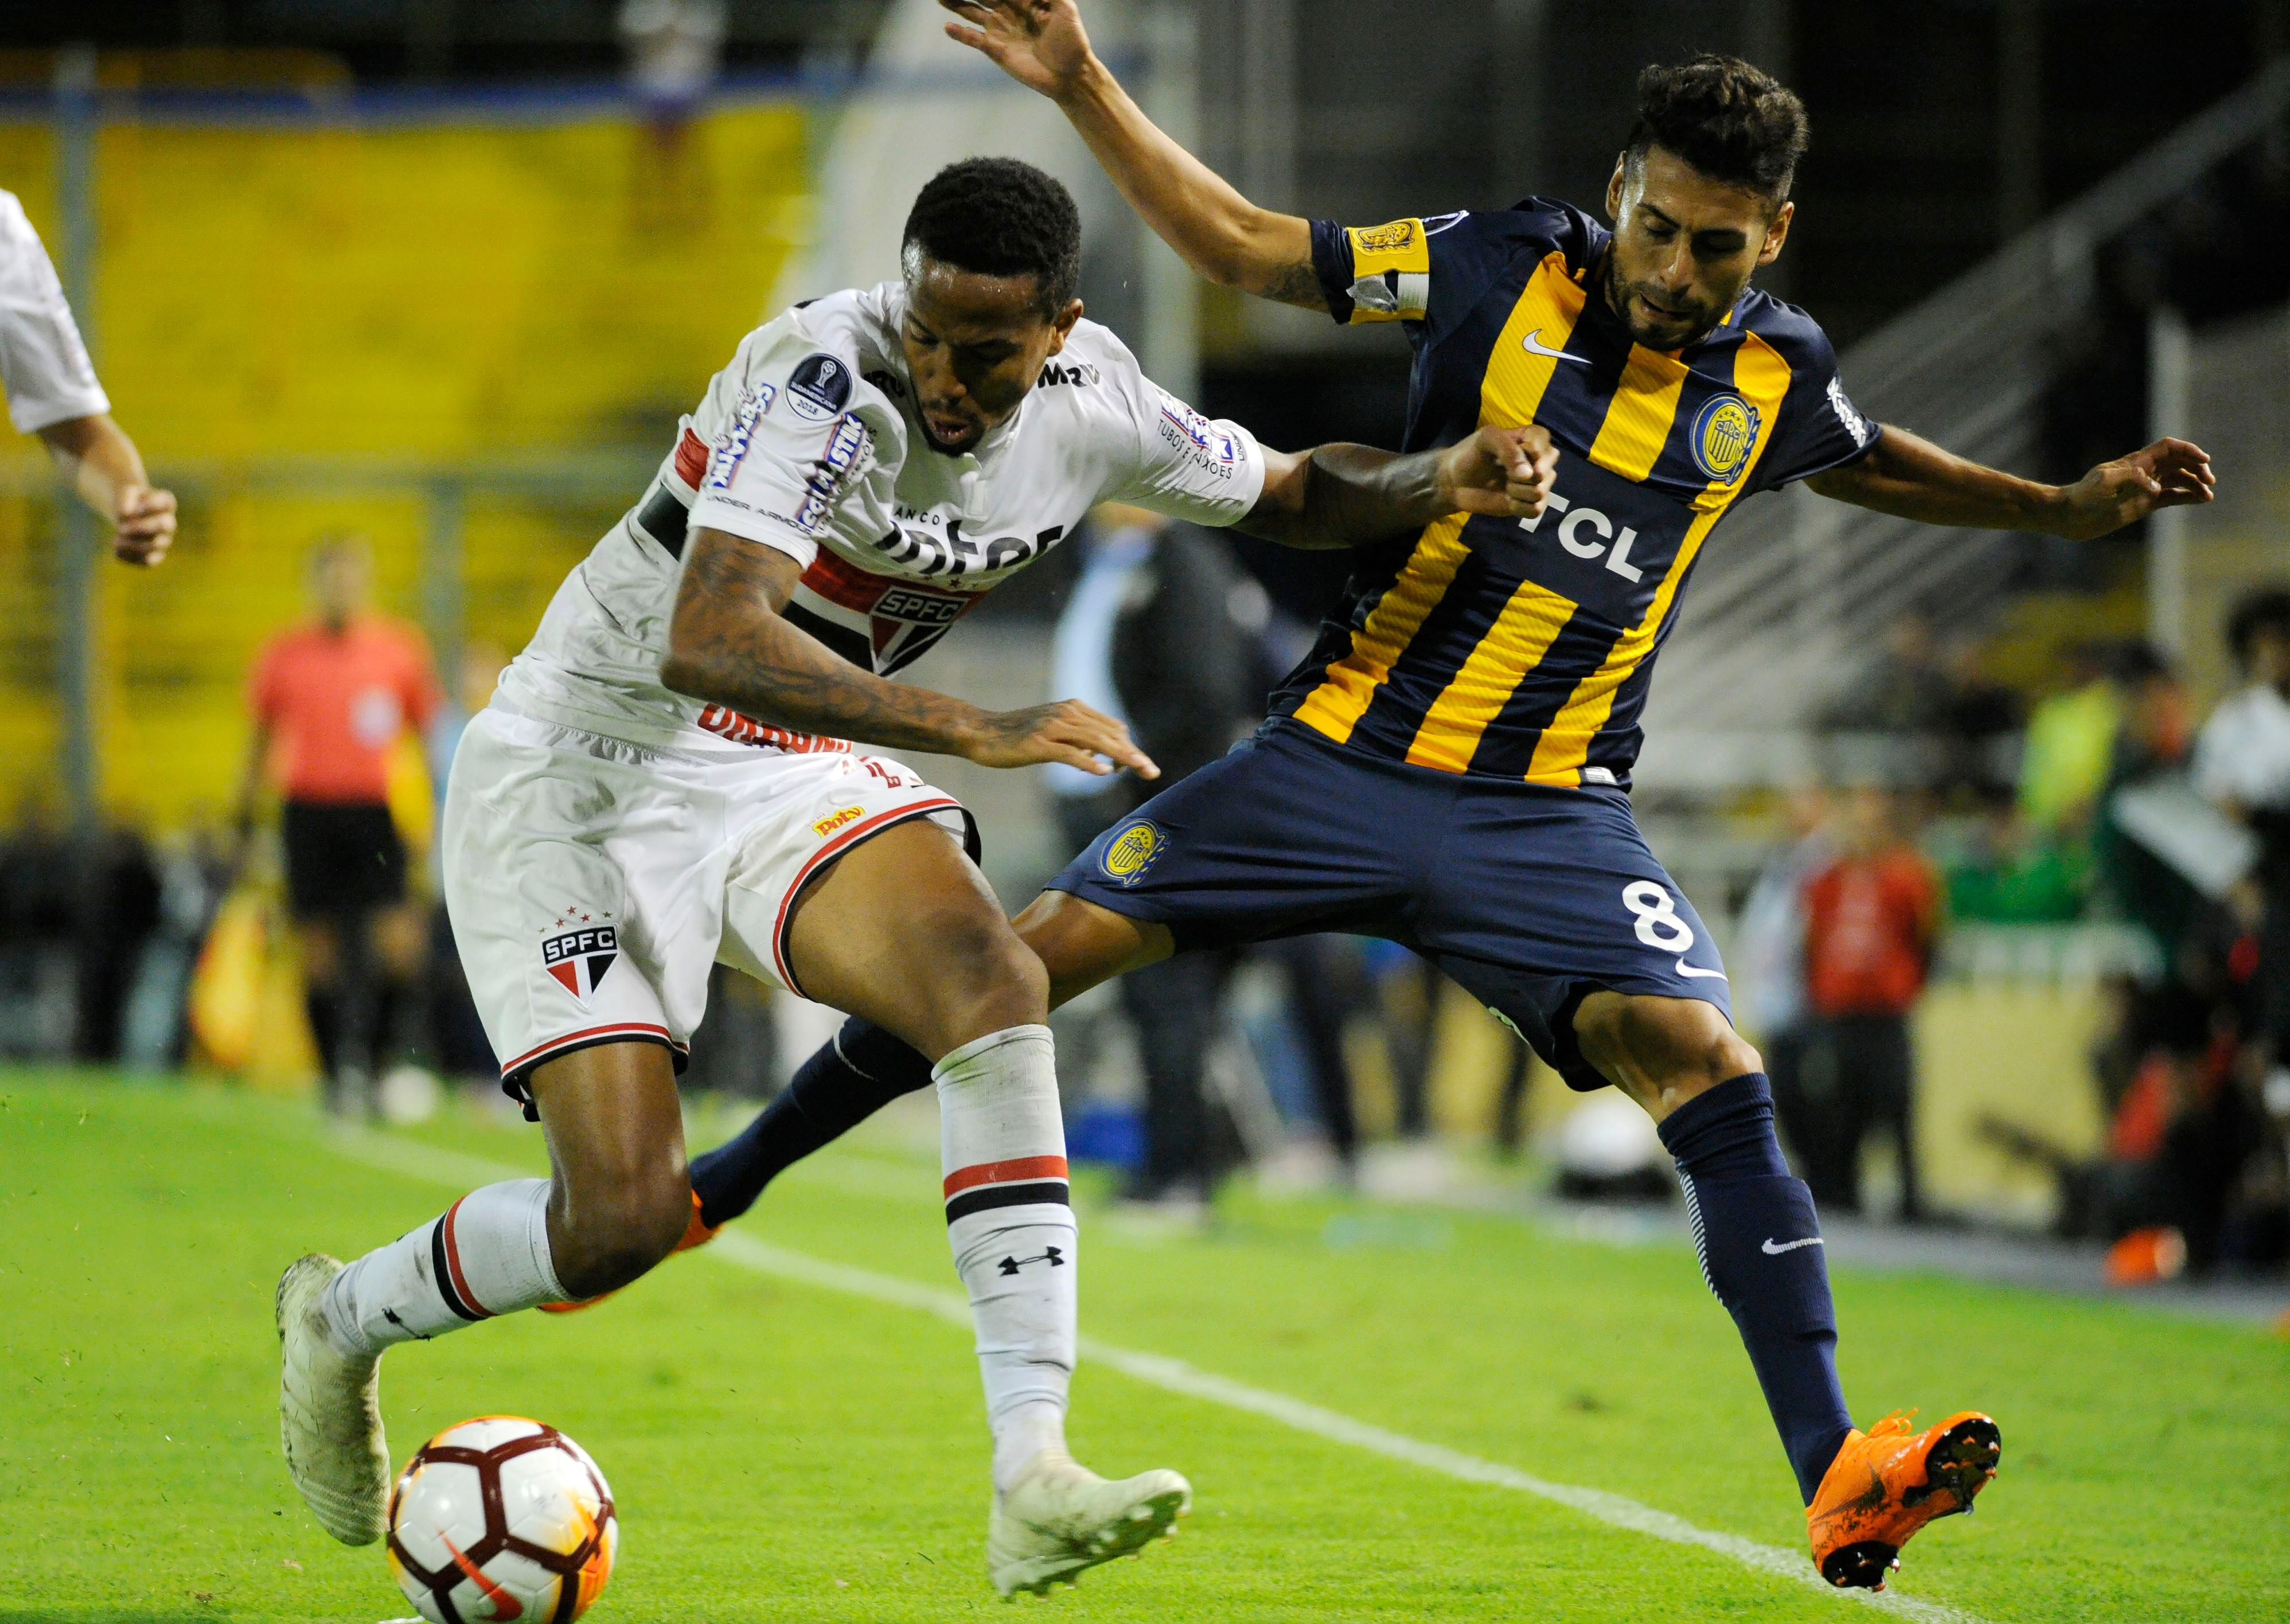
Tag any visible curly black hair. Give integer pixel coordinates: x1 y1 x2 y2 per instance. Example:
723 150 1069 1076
1625 54 1809 204
900 157 1081 317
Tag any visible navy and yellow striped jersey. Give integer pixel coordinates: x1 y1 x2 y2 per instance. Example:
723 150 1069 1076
1277 200 1879 788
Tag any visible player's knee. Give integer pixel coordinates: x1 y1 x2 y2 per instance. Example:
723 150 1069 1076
1635 999 1760 1106
550 1160 691 1297
919 906 1048 1052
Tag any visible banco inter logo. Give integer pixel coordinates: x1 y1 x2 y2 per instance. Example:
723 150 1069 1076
1099 819 1166 887
542 924 618 1000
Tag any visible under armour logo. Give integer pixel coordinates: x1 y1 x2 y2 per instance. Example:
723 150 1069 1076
997 1247 1066 1276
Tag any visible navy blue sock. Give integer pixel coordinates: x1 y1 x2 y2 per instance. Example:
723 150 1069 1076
1657 1072 1855 1504
689 1018 935 1227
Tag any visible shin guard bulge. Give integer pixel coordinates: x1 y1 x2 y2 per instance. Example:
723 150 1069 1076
935 1025 1078 1490
1658 1073 1856 1503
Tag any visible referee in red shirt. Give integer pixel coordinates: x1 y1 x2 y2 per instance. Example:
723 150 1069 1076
236 537 442 1115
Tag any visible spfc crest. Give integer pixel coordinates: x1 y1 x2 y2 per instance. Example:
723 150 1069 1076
542 924 618 1000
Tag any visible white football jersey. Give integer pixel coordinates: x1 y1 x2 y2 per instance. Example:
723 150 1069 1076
0 190 109 435
497 282 1267 748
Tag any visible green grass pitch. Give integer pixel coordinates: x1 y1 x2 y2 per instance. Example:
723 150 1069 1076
2 1069 2284 1623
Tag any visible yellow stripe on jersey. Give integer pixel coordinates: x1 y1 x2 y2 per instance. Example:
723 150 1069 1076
1403 577 1578 772
1386 256 1585 768
1587 346 1690 482
1341 218 1435 325
1292 515 1472 742
1522 330 1797 786
1480 254 1587 424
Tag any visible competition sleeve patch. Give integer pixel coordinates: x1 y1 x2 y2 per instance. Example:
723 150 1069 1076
1309 217 1433 326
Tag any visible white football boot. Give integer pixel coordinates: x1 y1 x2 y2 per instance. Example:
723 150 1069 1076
275 1252 391 1544
986 1448 1191 1598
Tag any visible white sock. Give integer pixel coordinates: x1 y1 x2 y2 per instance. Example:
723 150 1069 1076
935 1025 1076 1493
319 1178 565 1358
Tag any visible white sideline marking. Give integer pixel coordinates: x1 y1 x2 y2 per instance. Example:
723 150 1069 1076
322 1129 1989 1624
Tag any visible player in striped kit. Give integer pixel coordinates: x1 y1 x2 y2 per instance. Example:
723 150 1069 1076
275 155 1559 1596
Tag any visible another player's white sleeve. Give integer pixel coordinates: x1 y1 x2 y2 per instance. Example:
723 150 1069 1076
685 333 891 569
1106 377 1267 529
0 193 108 435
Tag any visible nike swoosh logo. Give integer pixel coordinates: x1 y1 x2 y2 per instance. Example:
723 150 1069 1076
1675 959 1728 981
442 1530 524 1620
1762 1236 1825 1255
1521 329 1589 364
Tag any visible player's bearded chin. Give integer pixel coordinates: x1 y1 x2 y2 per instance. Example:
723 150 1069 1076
1604 255 1716 349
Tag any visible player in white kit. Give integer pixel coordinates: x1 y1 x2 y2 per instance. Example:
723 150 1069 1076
0 190 176 564
276 157 1556 1595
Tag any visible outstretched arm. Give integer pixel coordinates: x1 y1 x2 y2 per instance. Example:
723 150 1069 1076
1237 425 1560 549
660 529 1157 778
1807 427 2214 541
941 0 1325 309
37 412 177 565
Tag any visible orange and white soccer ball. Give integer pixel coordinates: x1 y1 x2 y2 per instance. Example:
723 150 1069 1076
386 1416 618 1624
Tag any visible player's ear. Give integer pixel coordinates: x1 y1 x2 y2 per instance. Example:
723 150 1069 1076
1043 296 1084 356
1606 157 1628 222
1758 200 1794 266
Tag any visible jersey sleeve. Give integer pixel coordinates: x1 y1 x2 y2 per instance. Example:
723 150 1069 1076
1750 322 1882 493
0 194 108 434
1103 376 1267 528
684 327 892 569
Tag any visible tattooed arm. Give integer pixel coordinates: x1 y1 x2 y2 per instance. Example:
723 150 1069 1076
658 529 1157 776
1235 425 1561 549
939 0 1326 311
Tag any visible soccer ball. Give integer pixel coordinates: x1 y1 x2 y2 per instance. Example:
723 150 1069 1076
386 1416 618 1624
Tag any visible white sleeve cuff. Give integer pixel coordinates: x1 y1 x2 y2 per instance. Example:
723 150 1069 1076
684 496 820 571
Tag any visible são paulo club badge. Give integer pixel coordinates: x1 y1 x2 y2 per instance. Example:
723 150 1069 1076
542 923 618 1001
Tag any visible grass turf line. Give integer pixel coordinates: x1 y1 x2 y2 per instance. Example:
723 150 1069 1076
2 1072 2284 1621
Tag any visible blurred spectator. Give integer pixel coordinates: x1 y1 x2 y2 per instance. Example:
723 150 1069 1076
1820 614 1953 738
118 817 233 1069
236 536 442 1116
1932 635 2025 801
0 796 79 1056
2193 586 2290 1079
72 823 162 1063
1801 786 1941 1220
2017 644 2121 836
1737 783 1832 1176
2095 643 2206 957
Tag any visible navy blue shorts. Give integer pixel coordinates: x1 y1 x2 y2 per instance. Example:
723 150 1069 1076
1050 722 1732 1092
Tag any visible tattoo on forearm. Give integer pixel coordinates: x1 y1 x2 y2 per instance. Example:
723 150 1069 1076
664 532 984 754
1260 256 1329 313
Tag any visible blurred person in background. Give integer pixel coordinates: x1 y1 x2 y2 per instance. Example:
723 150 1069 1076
2016 643 2121 839
0 189 176 567
1738 783 1833 1177
1801 786 1940 1220
2194 587 2290 1097
236 536 442 1116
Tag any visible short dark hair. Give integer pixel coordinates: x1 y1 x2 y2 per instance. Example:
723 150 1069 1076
1625 54 1809 204
900 157 1081 317
2226 584 2290 666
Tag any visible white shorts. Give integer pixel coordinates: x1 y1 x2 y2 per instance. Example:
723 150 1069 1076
442 706 972 1113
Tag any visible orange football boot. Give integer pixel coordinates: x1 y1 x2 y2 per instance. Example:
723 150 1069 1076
1807 1410 2000 1590
537 1190 720 1315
